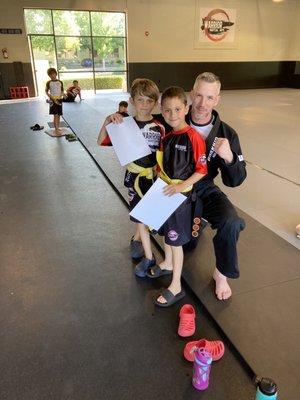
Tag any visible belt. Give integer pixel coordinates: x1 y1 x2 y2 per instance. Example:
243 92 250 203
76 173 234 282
156 151 192 193
126 162 156 198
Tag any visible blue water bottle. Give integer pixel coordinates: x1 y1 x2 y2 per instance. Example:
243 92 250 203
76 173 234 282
255 377 278 400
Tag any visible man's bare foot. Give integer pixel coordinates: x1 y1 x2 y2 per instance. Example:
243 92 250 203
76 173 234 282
213 268 232 300
156 283 181 305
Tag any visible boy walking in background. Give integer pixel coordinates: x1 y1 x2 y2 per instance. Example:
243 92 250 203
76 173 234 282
45 68 64 136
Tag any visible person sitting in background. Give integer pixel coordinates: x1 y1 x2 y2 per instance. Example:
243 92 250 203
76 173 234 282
63 80 82 102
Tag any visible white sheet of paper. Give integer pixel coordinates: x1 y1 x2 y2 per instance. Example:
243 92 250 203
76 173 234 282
106 116 151 166
130 178 186 231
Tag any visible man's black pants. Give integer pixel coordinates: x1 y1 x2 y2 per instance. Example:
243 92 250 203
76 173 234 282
187 187 245 279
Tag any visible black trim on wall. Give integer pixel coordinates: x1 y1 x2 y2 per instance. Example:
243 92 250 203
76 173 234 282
129 61 300 91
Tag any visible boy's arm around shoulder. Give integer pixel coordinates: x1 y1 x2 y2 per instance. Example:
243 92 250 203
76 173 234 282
97 115 111 146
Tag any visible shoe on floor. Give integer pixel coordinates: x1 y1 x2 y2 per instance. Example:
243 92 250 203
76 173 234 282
134 256 155 278
155 289 186 308
178 304 196 337
130 236 144 260
184 339 225 362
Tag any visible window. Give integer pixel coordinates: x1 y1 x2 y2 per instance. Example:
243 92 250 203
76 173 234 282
24 9 127 95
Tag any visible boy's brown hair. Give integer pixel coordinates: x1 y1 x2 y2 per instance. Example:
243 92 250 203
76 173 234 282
130 78 159 102
119 100 128 108
47 67 57 77
161 86 187 106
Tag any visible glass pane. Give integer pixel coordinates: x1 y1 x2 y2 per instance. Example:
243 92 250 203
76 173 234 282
24 9 53 34
56 37 93 72
53 10 90 36
30 35 56 96
91 12 125 37
95 72 126 92
60 72 94 91
93 38 126 71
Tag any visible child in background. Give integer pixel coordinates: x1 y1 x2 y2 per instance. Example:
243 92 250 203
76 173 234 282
45 68 64 136
98 101 129 146
150 86 207 307
117 101 129 117
64 80 82 102
97 79 165 275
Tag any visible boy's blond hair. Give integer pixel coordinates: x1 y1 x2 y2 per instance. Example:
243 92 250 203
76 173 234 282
161 86 187 106
130 78 159 102
193 72 221 90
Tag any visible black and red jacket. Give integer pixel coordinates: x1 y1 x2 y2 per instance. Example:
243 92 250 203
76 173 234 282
161 125 207 180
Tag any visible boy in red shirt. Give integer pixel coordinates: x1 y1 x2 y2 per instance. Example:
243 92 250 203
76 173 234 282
150 86 207 307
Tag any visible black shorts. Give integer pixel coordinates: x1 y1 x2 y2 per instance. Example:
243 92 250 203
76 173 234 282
159 196 192 247
62 95 75 103
49 102 63 115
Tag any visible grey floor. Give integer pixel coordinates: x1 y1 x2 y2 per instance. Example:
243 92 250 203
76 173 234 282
1 88 299 399
0 101 255 399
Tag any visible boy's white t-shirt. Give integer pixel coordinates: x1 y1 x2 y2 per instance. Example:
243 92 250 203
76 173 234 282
190 115 214 140
48 80 63 97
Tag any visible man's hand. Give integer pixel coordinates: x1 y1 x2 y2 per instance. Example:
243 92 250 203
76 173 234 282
163 183 184 196
214 138 234 164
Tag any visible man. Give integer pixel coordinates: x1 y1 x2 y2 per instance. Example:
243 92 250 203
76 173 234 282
155 72 246 300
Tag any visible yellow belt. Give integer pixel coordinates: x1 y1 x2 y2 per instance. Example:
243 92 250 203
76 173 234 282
126 162 156 198
156 151 192 193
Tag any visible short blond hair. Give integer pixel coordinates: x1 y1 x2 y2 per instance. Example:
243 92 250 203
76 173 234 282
193 72 221 91
130 78 159 102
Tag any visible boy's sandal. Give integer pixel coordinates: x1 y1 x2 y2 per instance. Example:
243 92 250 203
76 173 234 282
178 304 196 337
184 339 225 362
155 289 186 308
146 265 173 279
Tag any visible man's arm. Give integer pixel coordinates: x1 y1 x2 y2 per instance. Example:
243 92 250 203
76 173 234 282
215 132 247 187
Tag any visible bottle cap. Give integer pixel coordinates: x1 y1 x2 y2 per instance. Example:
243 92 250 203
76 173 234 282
258 378 277 395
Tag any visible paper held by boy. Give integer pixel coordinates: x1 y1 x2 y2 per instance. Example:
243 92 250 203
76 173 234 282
106 116 151 166
130 178 186 231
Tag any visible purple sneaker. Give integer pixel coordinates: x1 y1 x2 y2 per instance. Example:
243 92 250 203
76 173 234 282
192 348 212 391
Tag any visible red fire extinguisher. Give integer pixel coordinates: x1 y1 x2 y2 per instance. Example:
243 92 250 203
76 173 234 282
2 48 8 59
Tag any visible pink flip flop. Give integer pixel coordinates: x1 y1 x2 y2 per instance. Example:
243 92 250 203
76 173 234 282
178 304 196 337
184 339 225 362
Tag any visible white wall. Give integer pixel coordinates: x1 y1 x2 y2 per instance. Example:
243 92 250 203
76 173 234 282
0 0 299 64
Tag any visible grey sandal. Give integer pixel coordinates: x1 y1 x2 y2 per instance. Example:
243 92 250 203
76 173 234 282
155 289 186 307
146 265 173 279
